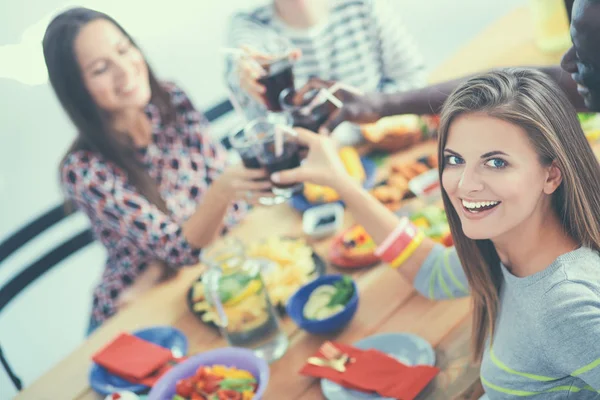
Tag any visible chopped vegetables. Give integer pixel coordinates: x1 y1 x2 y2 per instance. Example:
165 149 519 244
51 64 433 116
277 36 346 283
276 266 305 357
578 113 597 123
341 225 376 256
173 365 257 400
410 205 452 246
303 277 354 320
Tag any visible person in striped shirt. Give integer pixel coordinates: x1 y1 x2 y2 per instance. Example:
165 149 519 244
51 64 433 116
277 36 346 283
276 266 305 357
273 68 600 399
300 0 599 133
225 0 426 144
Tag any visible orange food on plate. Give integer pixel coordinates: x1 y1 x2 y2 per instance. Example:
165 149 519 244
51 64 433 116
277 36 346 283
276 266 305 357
387 174 409 191
371 185 403 203
361 114 425 152
329 225 379 268
390 161 427 180
410 162 429 176
370 153 438 211
361 115 422 142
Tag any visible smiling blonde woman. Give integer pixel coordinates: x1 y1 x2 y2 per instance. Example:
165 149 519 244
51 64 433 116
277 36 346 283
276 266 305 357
273 68 600 398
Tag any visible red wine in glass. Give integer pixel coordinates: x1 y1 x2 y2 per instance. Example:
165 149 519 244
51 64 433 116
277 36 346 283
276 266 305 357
260 142 302 190
293 103 331 132
258 59 295 112
229 128 277 201
230 129 262 169
241 153 262 170
280 88 333 133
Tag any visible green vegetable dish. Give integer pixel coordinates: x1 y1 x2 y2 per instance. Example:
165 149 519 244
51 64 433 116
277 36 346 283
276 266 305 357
303 276 355 320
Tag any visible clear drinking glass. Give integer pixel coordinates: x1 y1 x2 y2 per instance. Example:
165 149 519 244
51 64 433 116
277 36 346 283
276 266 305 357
252 31 296 112
229 125 285 206
246 114 303 199
279 87 334 133
201 238 289 363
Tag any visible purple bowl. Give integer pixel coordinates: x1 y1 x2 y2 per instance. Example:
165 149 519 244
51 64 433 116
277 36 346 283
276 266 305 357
147 347 269 400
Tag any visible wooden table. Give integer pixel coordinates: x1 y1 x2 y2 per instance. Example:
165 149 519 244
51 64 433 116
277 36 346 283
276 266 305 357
17 6 565 400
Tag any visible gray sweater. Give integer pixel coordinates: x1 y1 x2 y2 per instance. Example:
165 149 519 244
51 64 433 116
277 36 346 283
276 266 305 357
414 245 600 399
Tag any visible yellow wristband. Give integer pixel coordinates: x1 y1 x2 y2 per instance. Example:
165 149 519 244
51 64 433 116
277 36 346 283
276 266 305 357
389 231 425 269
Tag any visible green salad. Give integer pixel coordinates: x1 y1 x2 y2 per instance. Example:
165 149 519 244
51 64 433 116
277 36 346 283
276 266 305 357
303 276 355 320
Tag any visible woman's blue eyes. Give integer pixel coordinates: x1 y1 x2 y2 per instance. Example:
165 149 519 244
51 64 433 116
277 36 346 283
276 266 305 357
443 155 508 169
444 155 463 165
485 158 507 168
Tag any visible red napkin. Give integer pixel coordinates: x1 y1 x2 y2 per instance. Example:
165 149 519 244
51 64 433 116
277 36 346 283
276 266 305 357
299 342 370 392
92 332 177 385
300 342 440 400
129 357 188 386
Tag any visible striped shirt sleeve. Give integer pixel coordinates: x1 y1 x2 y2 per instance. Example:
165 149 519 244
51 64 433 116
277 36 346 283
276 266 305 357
224 12 270 120
413 244 471 300
541 281 600 390
369 0 427 93
226 12 270 50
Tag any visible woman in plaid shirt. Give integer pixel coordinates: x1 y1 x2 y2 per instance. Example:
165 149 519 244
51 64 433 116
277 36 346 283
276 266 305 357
43 7 269 332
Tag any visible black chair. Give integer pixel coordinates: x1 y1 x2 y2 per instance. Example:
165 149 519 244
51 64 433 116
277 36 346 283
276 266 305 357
0 99 233 391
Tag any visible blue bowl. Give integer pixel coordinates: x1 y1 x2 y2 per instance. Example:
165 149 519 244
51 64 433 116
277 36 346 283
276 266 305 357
286 274 358 335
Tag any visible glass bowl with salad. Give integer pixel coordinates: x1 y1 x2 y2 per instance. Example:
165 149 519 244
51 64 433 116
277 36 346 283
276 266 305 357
286 274 358 334
147 348 269 400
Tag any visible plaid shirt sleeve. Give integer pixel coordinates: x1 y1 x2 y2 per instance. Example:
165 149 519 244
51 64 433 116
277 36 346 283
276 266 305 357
61 152 202 268
164 82 250 230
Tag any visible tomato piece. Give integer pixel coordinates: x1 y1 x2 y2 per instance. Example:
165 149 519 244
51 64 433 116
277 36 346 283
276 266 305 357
195 366 209 380
216 389 242 400
191 393 207 400
195 380 206 393
203 376 223 394
176 378 194 397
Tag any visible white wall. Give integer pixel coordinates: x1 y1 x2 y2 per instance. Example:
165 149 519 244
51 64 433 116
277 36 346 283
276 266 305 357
0 0 526 398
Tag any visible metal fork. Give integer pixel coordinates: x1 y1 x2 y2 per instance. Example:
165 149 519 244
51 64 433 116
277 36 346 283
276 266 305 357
307 341 349 372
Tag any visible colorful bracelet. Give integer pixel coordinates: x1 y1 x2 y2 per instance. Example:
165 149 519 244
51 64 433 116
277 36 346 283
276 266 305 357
374 217 409 258
375 218 420 263
389 230 425 269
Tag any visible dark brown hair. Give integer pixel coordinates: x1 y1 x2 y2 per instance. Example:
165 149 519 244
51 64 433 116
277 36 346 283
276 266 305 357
437 68 600 360
43 7 173 212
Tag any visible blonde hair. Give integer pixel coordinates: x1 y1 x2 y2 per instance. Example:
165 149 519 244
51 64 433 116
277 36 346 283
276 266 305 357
437 68 600 360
